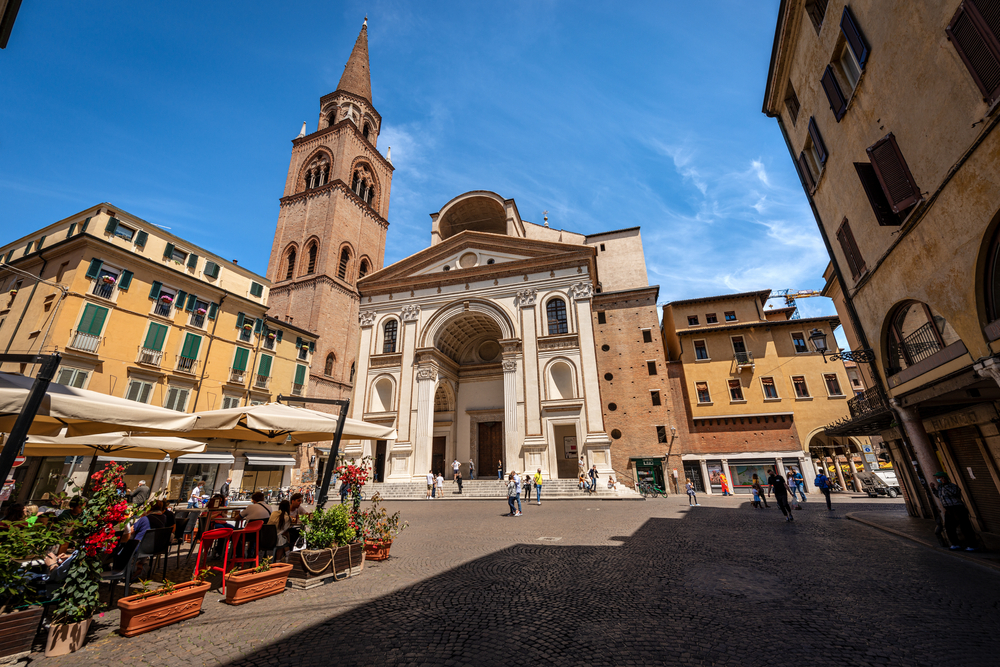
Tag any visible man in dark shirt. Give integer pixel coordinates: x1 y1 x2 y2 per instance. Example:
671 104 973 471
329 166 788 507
128 480 150 506
220 477 232 499
767 470 794 522
934 472 978 551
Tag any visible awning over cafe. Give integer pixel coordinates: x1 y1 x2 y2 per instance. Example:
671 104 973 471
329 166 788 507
175 452 235 465
244 453 296 467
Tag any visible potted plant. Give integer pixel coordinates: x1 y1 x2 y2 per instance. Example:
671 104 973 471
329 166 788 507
7 289 16 297
243 323 253 331
287 504 359 589
47 462 136 656
159 294 173 304
266 332 276 340
359 493 407 561
0 521 66 660
117 569 211 637
224 556 292 605
101 275 116 285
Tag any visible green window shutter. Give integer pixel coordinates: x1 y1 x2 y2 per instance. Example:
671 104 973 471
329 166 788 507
105 217 119 235
205 261 220 278
233 347 249 371
78 303 109 336
276 330 283 343
149 281 162 300
85 258 104 279
309 341 315 352
135 230 148 248
81 217 91 233
258 354 273 377
24 242 32 255
236 312 245 328
250 282 263 297
187 253 198 269
294 364 306 385
163 243 175 260
176 290 187 309
296 337 303 348
5 250 14 263
144 322 168 351
118 270 134 291
207 302 218 320
253 318 263 334
66 223 76 238
180 333 202 360
37 236 46 250
185 293 197 311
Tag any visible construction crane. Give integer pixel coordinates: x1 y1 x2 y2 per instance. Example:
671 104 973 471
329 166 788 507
768 289 824 319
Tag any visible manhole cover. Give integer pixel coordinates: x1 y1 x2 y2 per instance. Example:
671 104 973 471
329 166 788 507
537 536 563 542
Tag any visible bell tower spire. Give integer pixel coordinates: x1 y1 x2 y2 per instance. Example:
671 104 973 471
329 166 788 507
336 18 372 104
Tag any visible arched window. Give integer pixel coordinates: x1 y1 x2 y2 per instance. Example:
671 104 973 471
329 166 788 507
886 301 960 375
363 123 371 140
548 361 576 399
324 353 335 376
327 112 337 127
546 298 568 335
382 320 398 354
307 243 318 274
365 187 374 206
349 362 355 383
304 154 329 191
285 249 296 281
338 247 351 280
358 259 370 279
351 172 360 194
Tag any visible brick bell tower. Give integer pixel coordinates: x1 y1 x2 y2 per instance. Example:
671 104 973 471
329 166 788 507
266 18 393 401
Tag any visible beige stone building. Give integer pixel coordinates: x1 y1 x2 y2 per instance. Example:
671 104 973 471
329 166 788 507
764 0 1000 533
661 289 854 493
0 204 317 503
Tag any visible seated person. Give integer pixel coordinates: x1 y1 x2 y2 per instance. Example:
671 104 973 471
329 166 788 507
269 500 293 560
287 493 309 547
146 501 169 529
204 493 229 528
23 505 40 525
54 496 84 524
240 492 272 522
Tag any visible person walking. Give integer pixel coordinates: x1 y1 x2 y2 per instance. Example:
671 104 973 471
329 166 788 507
469 459 475 480
220 477 232 499
814 470 833 510
720 472 732 496
436 472 445 499
506 473 518 516
456 471 464 494
588 465 599 495
523 472 533 503
751 474 769 508
787 468 806 502
452 459 461 481
426 470 434 500
497 459 503 480
685 478 700 506
933 472 979 551
534 468 543 505
767 469 794 522
514 472 523 515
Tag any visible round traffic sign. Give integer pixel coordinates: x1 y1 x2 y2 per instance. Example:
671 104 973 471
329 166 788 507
12 456 26 468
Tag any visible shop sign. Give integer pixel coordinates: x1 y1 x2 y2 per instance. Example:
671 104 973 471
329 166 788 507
0 480 14 502
864 453 878 464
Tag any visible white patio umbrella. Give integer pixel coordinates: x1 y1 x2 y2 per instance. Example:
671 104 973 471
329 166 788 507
19 430 207 459
0 372 200 437
180 402 397 443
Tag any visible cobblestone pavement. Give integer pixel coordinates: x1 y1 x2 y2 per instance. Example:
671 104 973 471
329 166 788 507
35 494 1000 667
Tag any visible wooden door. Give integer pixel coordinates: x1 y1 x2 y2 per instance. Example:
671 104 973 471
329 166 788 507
478 422 503 477
432 436 447 477
374 440 387 482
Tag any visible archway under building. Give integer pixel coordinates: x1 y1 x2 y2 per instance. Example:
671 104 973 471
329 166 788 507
807 430 868 493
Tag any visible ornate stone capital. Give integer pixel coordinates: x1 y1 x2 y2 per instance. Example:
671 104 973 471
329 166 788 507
974 356 1000 389
400 304 421 322
359 311 377 327
416 366 437 381
502 359 517 373
569 282 593 301
514 288 537 308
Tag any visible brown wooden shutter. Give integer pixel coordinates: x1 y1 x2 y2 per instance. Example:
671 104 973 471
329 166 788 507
797 153 816 192
836 219 866 279
840 5 870 68
867 133 920 213
854 162 901 226
807 117 828 165
820 66 847 121
784 82 800 125
947 1 1000 104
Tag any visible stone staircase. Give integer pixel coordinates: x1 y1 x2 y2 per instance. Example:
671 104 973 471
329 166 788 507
365 478 642 501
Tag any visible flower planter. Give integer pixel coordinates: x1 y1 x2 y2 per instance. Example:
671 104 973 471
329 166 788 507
117 580 210 638
332 542 365 579
0 606 43 659
224 563 292 605
364 539 392 561
44 618 91 657
287 543 364 589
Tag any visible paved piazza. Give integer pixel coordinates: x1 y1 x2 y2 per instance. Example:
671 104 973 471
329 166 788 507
42 495 1000 667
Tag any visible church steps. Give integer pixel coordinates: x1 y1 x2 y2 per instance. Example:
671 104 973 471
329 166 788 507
357 479 643 500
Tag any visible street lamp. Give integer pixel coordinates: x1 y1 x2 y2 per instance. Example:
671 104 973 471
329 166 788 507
808 328 877 364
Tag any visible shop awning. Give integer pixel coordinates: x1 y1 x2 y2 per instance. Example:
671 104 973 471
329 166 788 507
244 453 296 467
176 452 235 465
97 455 170 463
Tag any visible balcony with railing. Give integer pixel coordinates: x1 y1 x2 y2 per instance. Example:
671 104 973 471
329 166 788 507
291 383 304 396
263 336 276 350
254 374 271 390
68 331 101 353
190 312 206 328
91 280 115 300
297 346 309 360
888 321 942 374
229 368 247 384
824 385 893 437
239 328 253 342
176 356 199 374
153 301 174 318
136 347 163 366
733 350 754 371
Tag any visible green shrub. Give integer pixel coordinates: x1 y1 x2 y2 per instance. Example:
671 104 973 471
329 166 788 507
300 504 355 549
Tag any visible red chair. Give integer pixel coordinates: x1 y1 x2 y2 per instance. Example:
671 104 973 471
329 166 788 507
192 526 233 592
230 520 264 570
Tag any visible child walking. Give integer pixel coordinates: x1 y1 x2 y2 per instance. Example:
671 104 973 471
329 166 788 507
686 479 700 506
751 486 762 508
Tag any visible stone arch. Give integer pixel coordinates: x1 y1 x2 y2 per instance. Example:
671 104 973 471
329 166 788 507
357 255 373 280
349 158 379 209
419 298 517 351
297 147 333 193
336 242 355 282
303 236 321 275
369 374 396 413
379 316 400 354
434 381 456 413
880 299 962 376
435 191 509 242
544 357 578 400
976 207 1000 330
324 352 336 376
282 243 299 282
540 291 571 336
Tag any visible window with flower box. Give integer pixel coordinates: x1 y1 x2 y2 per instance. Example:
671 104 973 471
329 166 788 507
188 298 210 328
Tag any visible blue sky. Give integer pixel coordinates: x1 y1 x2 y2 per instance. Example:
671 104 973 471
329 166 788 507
0 1 839 324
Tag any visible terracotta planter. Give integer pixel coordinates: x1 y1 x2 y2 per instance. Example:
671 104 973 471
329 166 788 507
117 580 210 638
44 618 91 657
225 562 292 605
0 606 43 659
364 539 392 561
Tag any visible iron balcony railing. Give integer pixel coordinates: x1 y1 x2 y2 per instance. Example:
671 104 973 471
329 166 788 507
889 321 942 373
263 337 275 350
136 347 162 366
190 312 206 328
734 351 754 368
153 301 173 317
297 347 309 360
229 368 247 384
92 281 115 300
847 385 891 421
254 374 271 390
69 331 101 353
239 329 253 342
176 356 198 374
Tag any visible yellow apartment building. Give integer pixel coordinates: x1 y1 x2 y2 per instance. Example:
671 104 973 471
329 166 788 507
662 289 861 494
0 203 317 504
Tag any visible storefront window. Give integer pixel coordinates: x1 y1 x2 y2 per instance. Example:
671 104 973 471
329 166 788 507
240 465 283 494
732 462 775 490
28 457 72 502
169 463 220 503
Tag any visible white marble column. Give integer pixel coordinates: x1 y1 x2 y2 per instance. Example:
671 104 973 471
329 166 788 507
351 312 377 421
503 358 519 471
396 305 420 477
516 289 542 439
414 366 437 478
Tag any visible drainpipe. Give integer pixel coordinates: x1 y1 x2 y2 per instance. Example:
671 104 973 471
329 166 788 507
191 294 227 412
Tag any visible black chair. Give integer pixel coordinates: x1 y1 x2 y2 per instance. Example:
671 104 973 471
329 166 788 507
172 518 188 568
101 539 140 606
135 527 172 582
259 524 278 560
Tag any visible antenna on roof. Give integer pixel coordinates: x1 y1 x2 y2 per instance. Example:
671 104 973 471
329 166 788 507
543 210 549 227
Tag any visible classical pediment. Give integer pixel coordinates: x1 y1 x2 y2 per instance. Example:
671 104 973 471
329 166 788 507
357 231 594 294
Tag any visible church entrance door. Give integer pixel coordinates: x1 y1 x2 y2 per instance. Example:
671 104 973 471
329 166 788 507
432 436 446 477
374 440 387 482
478 422 503 478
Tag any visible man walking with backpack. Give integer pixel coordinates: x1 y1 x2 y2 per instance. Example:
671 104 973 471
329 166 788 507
814 469 833 510
933 472 978 551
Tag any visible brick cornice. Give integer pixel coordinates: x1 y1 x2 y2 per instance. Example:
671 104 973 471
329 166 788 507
270 273 360 300
278 180 389 229
292 118 393 173
319 89 382 124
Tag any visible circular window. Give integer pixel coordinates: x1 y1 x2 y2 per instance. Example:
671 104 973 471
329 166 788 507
486 258 495 265
478 340 501 361
601 344 610 352
608 403 617 411
610 429 622 439
459 252 478 268
604 373 613 381
443 265 451 271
